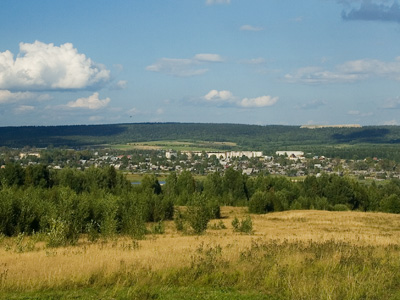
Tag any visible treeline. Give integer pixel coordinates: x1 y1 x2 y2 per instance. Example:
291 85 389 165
0 164 174 244
164 168 400 214
1 123 400 152
1 164 400 242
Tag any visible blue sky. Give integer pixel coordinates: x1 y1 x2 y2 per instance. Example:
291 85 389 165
1 0 400 126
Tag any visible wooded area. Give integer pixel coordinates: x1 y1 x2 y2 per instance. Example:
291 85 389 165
1 164 400 243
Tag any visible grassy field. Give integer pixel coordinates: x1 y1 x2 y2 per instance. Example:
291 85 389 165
1 208 400 299
107 140 238 152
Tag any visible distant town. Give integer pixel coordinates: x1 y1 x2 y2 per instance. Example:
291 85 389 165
1 147 398 181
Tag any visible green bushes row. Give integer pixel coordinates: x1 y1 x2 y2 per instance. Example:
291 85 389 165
164 169 400 214
0 186 174 242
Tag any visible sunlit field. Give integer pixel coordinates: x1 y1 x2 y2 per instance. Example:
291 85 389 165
107 140 237 152
1 208 400 299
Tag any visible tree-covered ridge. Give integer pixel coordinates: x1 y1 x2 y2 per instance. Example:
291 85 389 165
1 123 400 148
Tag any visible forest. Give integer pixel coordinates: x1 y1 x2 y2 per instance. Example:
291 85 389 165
2 123 400 162
1 163 400 244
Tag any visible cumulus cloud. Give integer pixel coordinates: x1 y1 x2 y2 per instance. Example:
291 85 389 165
0 89 51 104
240 25 264 31
285 56 400 84
67 92 110 109
206 0 231 5
239 96 278 108
341 0 400 22
0 41 110 91
202 90 278 108
0 90 34 103
146 53 223 77
204 89 234 102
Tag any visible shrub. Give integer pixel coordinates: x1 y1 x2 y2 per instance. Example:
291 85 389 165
174 209 186 232
380 194 400 214
232 216 253 234
332 204 350 211
186 193 211 234
151 221 165 234
86 219 100 242
207 199 221 219
47 218 69 247
248 191 267 214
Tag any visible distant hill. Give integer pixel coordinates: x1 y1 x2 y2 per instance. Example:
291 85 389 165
0 123 400 150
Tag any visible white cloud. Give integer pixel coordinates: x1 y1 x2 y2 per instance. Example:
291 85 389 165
0 89 51 105
0 90 34 103
67 92 110 109
240 25 264 31
156 108 164 115
204 89 234 101
206 0 231 5
239 96 278 108
112 80 127 90
14 105 34 114
285 57 400 84
146 53 223 77
194 53 223 62
0 41 110 91
203 90 278 108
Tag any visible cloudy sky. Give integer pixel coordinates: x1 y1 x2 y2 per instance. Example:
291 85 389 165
1 0 400 126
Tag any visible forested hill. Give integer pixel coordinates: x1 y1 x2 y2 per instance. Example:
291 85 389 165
0 123 400 149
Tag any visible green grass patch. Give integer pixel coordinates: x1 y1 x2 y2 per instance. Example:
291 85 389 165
107 140 238 152
0 286 273 300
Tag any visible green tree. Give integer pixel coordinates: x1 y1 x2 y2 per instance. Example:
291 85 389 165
380 194 400 214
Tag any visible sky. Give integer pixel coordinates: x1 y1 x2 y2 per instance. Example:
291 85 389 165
1 0 400 127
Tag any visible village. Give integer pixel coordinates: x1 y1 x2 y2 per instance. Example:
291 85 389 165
1 147 399 181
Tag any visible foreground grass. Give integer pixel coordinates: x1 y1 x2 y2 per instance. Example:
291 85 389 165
1 286 272 300
1 208 400 299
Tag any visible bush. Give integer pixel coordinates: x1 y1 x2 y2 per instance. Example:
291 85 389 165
248 191 268 214
174 209 186 232
207 199 221 219
380 194 400 214
47 218 69 247
332 204 350 211
151 221 165 234
232 216 253 234
186 193 211 235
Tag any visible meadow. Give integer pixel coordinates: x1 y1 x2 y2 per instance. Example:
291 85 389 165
107 140 237 152
1 208 400 300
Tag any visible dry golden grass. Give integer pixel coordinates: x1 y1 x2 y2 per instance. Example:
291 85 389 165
1 208 400 294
